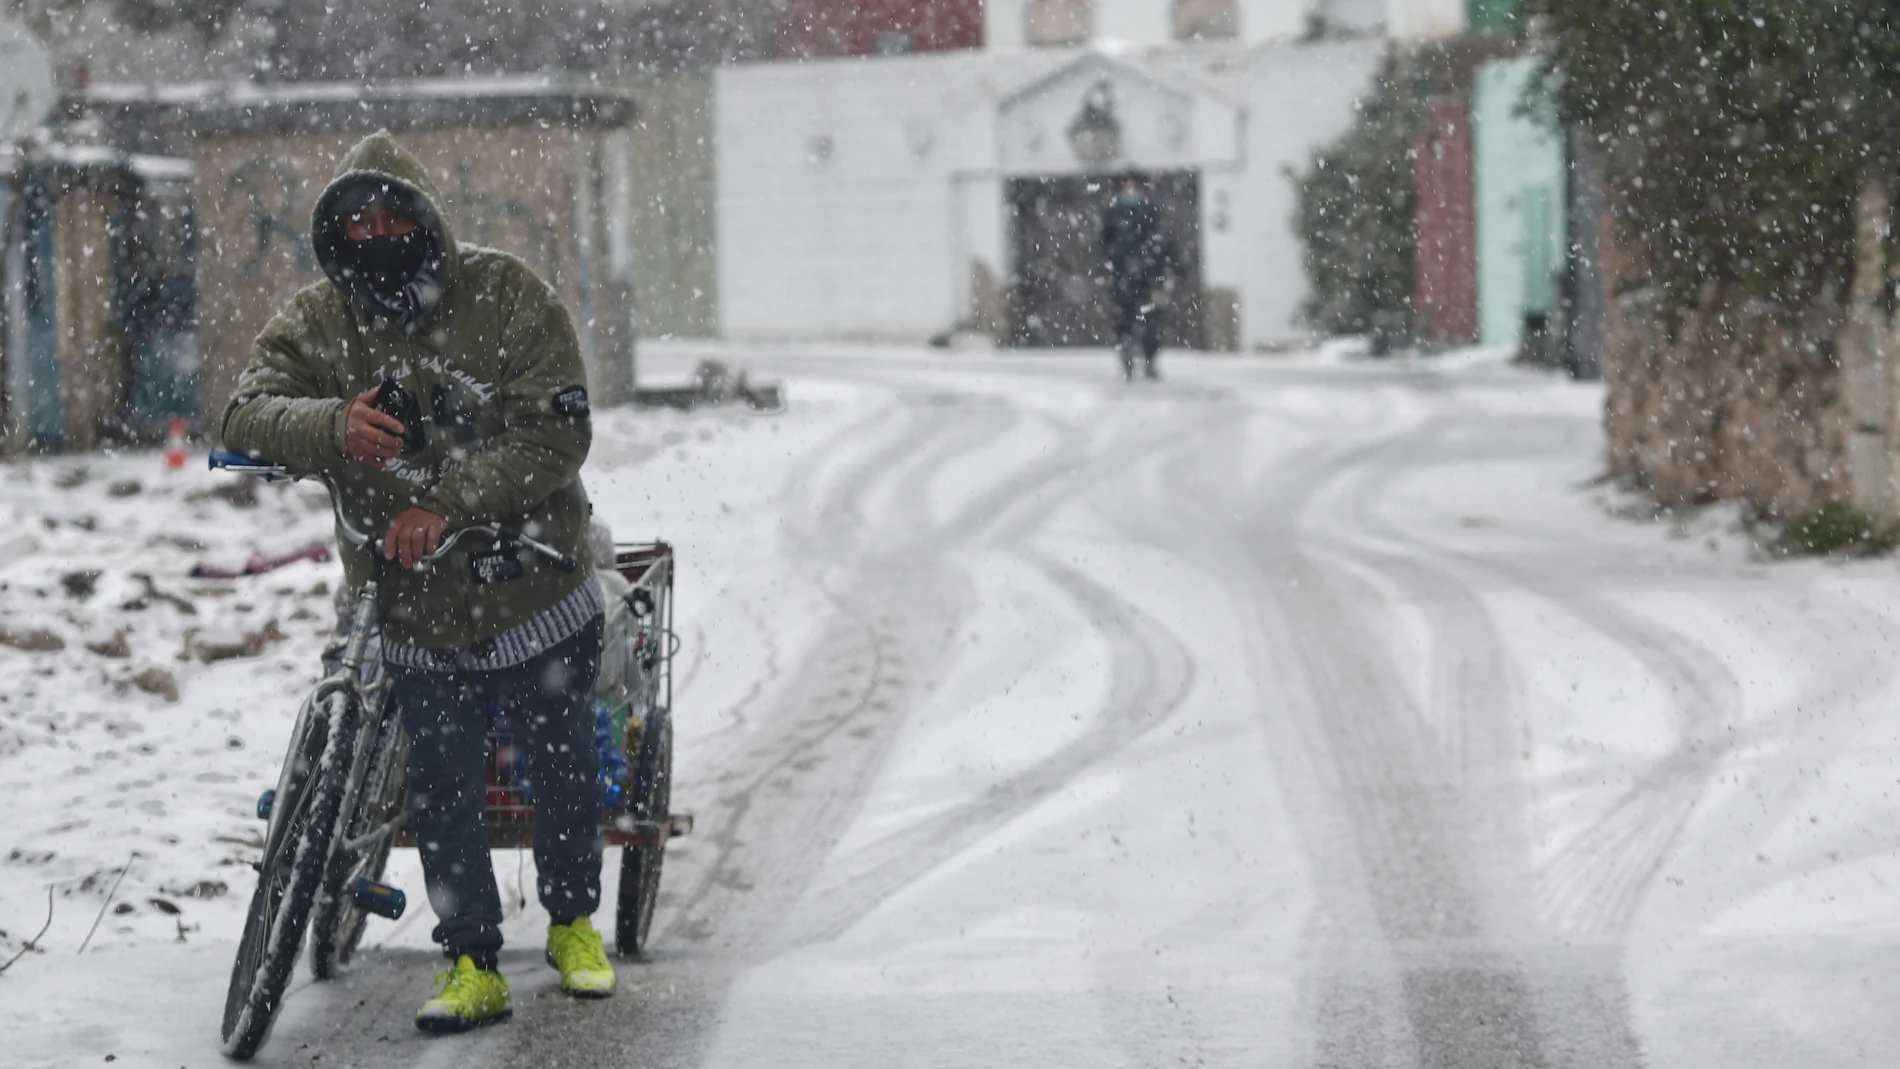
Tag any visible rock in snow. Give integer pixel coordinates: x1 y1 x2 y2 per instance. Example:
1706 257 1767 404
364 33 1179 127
0 626 65 652
131 667 180 703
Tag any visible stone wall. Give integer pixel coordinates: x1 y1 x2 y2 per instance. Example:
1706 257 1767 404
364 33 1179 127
1601 282 1850 517
1596 179 1900 524
1596 184 1900 520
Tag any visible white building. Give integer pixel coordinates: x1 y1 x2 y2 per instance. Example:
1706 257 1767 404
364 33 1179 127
713 1 1460 348
986 0 1465 48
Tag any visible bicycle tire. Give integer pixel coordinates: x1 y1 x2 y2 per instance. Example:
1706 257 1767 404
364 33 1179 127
615 708 672 957
219 688 358 1060
310 711 408 980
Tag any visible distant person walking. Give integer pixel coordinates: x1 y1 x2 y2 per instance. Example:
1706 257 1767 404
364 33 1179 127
1101 173 1172 381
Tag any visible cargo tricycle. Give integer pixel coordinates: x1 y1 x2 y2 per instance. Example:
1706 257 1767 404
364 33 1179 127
207 450 689 1060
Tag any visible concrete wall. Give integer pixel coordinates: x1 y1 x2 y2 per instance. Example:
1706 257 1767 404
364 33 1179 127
1323 0 1388 33
191 118 632 420
625 71 718 338
988 0 1315 50
716 55 972 341
1236 38 1385 348
953 173 1010 334
1094 1 1171 46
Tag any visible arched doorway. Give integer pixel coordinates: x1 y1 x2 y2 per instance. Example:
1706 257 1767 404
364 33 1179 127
1006 173 1204 349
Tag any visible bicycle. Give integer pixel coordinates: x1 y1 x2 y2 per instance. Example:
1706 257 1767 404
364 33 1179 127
209 451 688 1060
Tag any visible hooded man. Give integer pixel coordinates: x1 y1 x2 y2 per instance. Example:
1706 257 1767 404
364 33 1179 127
221 130 614 1033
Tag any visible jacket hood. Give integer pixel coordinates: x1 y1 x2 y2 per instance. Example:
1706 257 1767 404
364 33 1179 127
312 130 458 327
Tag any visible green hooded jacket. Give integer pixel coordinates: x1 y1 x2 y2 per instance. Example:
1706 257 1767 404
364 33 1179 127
221 130 594 650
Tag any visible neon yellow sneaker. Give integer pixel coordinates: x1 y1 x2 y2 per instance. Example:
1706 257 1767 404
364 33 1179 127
546 916 616 998
415 956 512 1034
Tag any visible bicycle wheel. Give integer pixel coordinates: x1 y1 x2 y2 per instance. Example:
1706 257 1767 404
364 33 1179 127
615 707 672 957
310 706 408 980
220 687 358 1061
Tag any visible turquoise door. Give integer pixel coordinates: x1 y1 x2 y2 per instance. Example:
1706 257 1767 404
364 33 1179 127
1468 0 1521 33
1473 56 1565 347
11 174 62 448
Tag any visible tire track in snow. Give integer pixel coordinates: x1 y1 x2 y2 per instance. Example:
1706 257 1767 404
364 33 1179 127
764 397 1231 946
652 393 1021 953
1163 408 1588 1069
1355 416 1740 946
1308 418 1657 1066
1317 408 1900 1062
1604 587 1900 940
675 594 779 763
1087 400 1423 1067
533 381 1131 1063
1317 417 1704 944
777 554 1196 946
1330 410 1900 1063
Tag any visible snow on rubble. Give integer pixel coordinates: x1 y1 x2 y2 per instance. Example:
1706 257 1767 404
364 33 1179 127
0 449 339 960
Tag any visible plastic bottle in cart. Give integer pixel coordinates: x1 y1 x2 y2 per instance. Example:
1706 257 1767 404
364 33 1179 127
596 700 628 812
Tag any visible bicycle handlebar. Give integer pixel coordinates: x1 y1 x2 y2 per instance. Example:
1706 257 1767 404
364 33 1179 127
207 451 578 573
209 449 291 476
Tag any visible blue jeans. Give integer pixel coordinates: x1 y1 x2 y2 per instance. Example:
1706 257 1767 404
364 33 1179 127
388 615 604 962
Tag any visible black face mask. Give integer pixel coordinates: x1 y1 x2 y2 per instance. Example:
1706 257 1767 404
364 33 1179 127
347 232 432 296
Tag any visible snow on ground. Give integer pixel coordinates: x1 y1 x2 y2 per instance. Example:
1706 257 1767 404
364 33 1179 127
2 342 1899 1067
0 383 870 1066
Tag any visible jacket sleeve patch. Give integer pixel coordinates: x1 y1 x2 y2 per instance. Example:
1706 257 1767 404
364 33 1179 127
552 385 590 418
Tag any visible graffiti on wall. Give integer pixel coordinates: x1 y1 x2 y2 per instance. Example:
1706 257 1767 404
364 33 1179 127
224 158 315 274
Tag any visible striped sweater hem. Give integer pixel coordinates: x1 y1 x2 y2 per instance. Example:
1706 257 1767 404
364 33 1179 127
382 576 605 673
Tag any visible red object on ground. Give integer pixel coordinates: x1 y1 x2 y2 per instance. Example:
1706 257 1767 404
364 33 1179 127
1414 95 1479 346
777 0 982 57
165 417 188 470
189 542 333 580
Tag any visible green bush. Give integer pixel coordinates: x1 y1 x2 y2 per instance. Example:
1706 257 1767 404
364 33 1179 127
1776 504 1897 557
1295 50 1424 354
1295 39 1521 353
1527 0 1900 312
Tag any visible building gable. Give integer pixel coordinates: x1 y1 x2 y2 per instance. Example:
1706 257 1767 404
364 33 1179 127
994 52 1240 175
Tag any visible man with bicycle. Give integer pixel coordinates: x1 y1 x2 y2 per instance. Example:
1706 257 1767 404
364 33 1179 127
222 130 614 1032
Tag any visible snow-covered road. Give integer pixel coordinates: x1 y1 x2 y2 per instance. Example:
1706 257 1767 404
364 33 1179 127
5 344 1900 1067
